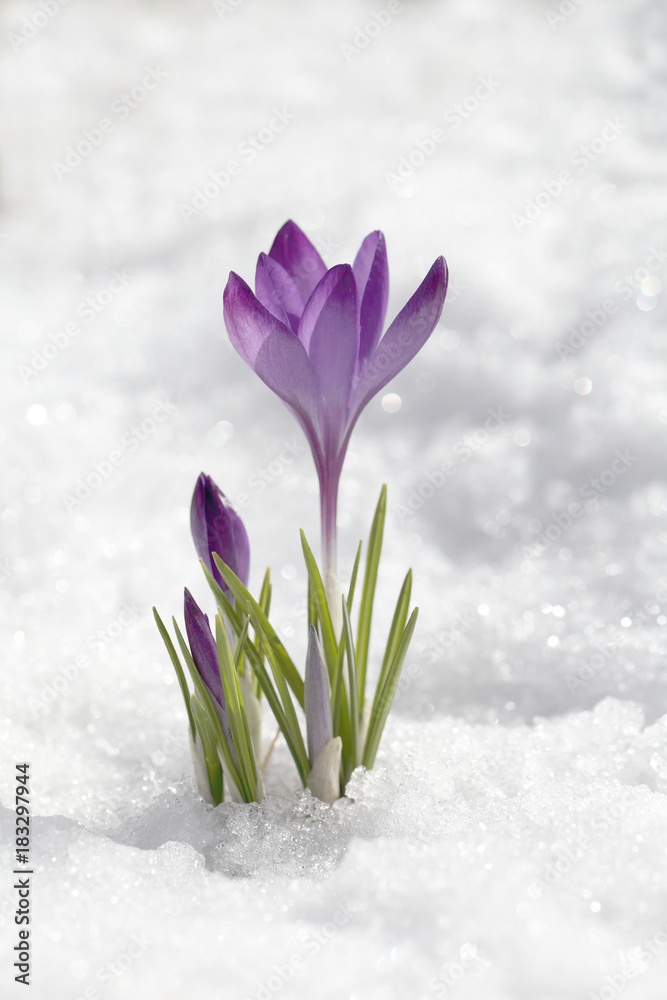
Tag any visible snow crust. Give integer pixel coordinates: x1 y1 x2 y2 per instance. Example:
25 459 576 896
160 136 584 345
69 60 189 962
1 0 666 997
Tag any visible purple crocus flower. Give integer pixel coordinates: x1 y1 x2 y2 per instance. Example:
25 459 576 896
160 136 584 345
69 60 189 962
223 221 448 582
191 473 250 594
183 587 235 761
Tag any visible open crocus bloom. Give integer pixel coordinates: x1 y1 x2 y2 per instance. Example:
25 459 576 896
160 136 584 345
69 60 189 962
223 221 448 582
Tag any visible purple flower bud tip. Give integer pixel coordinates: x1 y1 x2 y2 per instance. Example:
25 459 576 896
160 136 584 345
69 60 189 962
183 587 223 708
304 625 334 767
183 588 237 765
191 472 250 591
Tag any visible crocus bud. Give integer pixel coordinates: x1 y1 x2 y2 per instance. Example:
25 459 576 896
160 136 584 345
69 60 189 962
191 473 250 593
307 737 342 805
183 588 236 766
304 626 341 803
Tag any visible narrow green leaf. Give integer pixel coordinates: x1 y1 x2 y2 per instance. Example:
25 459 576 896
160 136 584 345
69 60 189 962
215 613 257 800
356 485 387 707
254 569 272 695
211 555 304 708
249 608 310 786
172 618 247 800
258 568 272 618
307 576 317 631
202 565 281 711
153 607 195 738
362 607 419 770
331 625 347 733
346 541 363 612
299 530 337 679
329 633 353 778
191 694 223 804
376 570 412 699
234 615 251 671
341 599 359 772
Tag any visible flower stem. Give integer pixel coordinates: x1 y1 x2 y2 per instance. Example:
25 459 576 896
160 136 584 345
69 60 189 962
320 464 340 581
320 462 343 638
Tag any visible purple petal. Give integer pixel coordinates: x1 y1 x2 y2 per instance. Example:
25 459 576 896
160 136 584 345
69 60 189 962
353 231 389 362
298 264 359 449
191 473 250 590
184 590 238 767
254 252 305 334
184 588 224 708
304 626 333 766
224 271 291 367
351 256 448 418
224 272 322 453
268 220 327 302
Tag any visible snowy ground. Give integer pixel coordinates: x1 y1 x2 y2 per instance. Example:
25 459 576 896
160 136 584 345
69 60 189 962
2 0 667 997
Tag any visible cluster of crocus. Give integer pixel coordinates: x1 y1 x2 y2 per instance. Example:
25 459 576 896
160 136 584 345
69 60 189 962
154 221 448 805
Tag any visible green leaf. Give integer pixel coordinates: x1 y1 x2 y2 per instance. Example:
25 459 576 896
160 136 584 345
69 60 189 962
253 569 272 695
153 607 195 738
191 694 223 804
330 623 346 733
356 485 387 707
375 570 412 700
172 617 247 801
258 568 272 618
307 576 317 631
340 599 359 773
362 607 419 770
299 530 337 679
210 556 304 708
346 541 363 612
249 608 310 786
215 613 258 801
234 615 251 670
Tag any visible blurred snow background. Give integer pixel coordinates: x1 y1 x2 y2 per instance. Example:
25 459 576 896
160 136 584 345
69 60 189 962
1 0 667 997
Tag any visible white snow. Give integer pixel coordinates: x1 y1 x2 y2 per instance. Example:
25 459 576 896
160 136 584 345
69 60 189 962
2 0 667 997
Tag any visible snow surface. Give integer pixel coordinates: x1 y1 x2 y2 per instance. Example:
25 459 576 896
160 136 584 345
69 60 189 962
2 0 667 997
